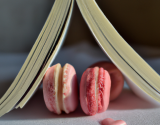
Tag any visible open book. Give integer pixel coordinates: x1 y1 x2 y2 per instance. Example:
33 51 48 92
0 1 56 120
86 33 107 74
0 0 74 117
76 0 160 105
1 0 160 117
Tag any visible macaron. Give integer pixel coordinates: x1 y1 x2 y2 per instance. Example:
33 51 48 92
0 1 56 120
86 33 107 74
43 63 78 114
80 67 111 115
90 61 124 101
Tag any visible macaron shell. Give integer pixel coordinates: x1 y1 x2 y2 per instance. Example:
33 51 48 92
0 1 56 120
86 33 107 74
98 68 111 113
43 64 62 114
62 63 78 114
80 68 91 115
90 61 124 101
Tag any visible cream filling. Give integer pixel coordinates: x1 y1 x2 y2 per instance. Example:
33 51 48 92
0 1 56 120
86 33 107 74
54 63 62 114
95 67 99 113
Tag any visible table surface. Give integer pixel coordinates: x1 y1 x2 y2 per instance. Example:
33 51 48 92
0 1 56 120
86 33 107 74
0 42 160 125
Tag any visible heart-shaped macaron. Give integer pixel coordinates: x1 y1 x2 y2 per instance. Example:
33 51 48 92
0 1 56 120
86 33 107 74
43 63 78 114
101 118 127 125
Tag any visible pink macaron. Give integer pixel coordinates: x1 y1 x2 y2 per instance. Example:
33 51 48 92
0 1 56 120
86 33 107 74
80 67 111 116
43 63 78 114
90 61 124 101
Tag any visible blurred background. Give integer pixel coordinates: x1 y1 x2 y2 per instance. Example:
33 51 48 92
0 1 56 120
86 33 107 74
0 0 160 57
